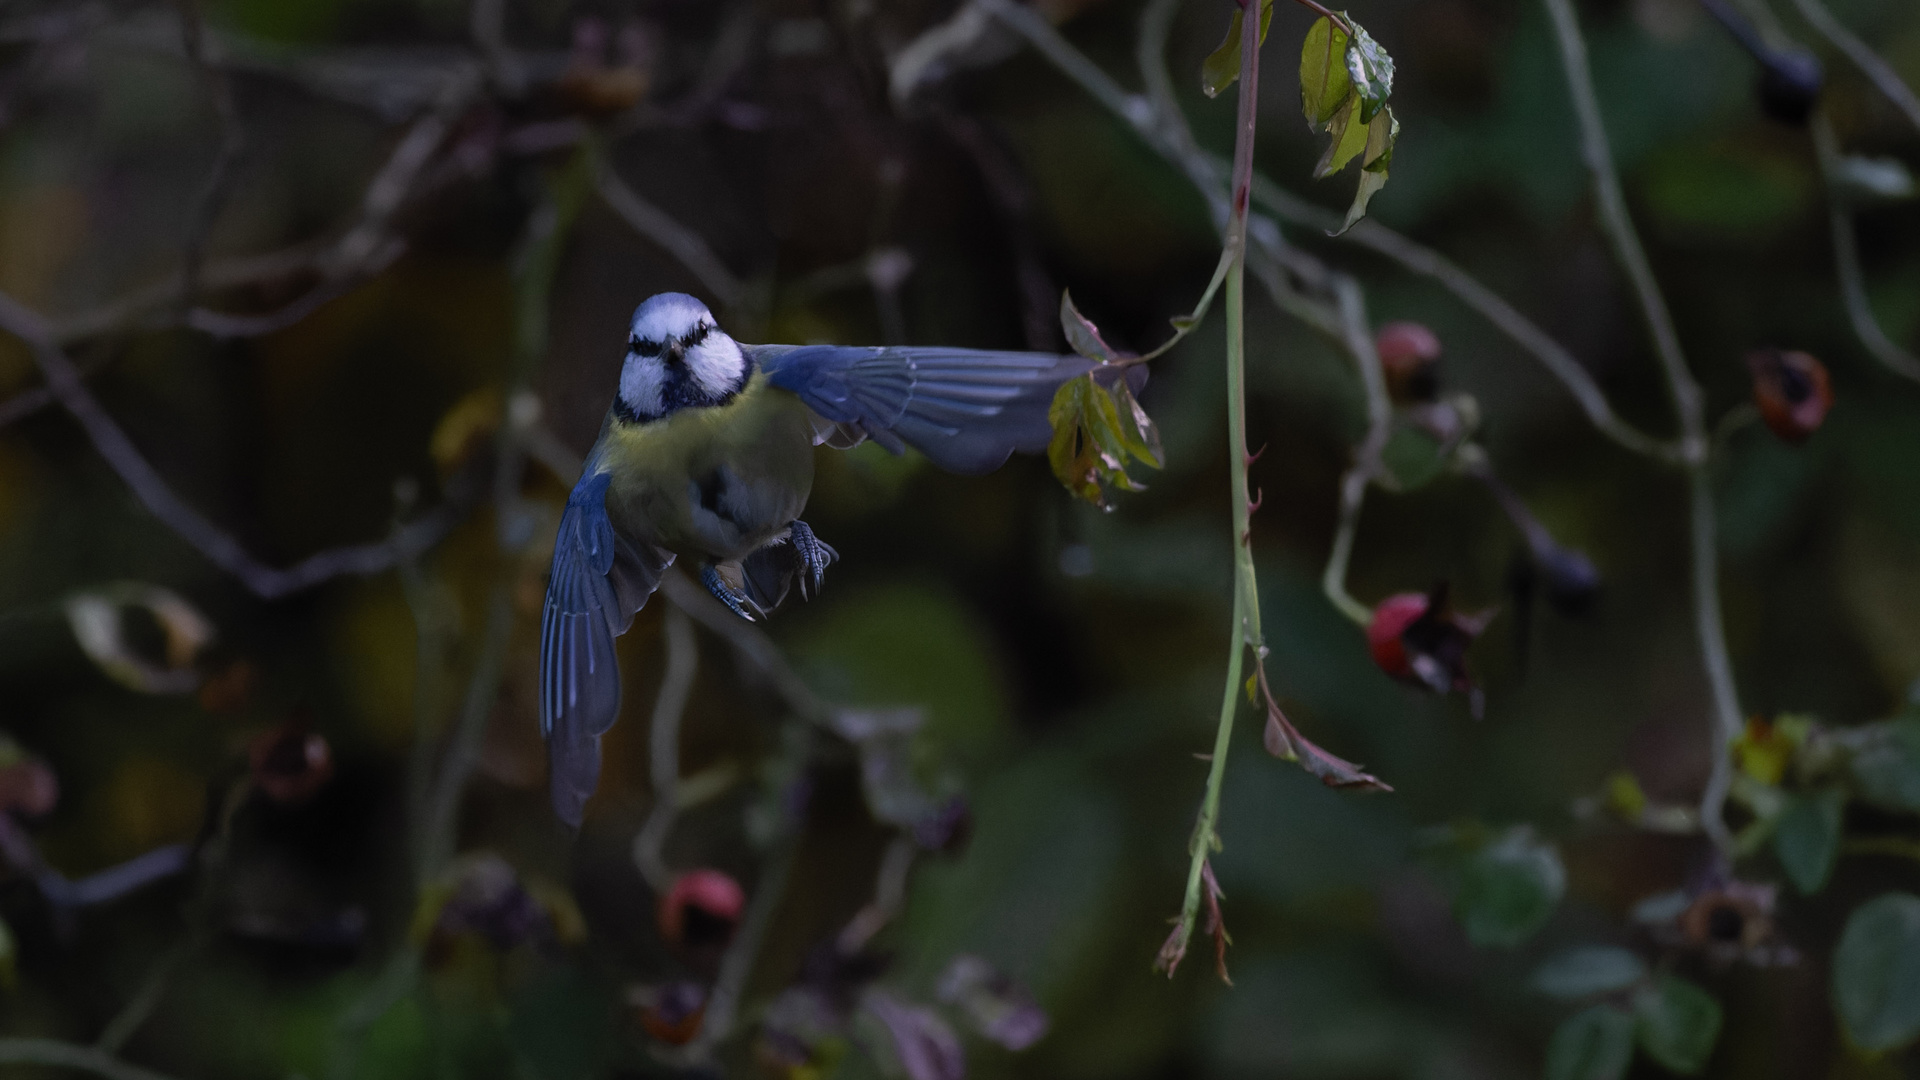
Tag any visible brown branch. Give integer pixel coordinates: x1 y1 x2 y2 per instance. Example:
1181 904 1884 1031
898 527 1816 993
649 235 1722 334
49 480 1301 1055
173 0 247 315
0 289 473 599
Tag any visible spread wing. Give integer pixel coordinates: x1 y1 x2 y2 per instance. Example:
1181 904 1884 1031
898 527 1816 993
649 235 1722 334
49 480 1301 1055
540 469 673 827
753 344 1102 475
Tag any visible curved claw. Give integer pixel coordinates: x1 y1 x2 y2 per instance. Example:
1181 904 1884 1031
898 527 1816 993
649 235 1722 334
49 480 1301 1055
701 563 757 621
787 519 839 599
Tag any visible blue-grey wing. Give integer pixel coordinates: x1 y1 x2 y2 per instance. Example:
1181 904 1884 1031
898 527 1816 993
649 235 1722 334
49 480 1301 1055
540 469 673 827
754 344 1099 475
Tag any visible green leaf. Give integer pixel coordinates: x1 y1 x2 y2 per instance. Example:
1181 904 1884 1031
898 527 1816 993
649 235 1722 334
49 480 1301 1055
1632 975 1723 1074
1775 788 1844 894
1298 15 1353 127
1379 423 1447 490
1201 0 1273 99
1449 826 1566 948
1546 1005 1635 1080
1533 947 1649 1001
1343 18 1394 123
1834 893 1920 1052
1334 106 1397 236
1059 290 1117 362
1313 96 1370 179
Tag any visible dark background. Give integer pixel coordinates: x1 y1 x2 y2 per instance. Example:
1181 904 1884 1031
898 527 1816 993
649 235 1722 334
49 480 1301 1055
1 0 1918 1076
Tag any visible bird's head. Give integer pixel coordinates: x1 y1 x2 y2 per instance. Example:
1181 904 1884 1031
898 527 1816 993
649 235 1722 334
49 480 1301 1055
616 293 749 422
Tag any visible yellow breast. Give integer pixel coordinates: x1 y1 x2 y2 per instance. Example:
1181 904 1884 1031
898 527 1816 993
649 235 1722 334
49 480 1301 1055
594 373 817 560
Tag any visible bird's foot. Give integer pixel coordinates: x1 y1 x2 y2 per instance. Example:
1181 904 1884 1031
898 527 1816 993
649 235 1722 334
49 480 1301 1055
787 519 838 599
701 563 756 621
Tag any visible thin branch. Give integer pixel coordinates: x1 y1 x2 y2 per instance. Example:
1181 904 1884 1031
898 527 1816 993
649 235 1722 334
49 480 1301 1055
659 570 834 724
836 836 917 955
1319 280 1393 627
173 0 247 315
397 551 450 862
594 160 746 310
634 605 699 893
674 836 800 1060
1787 0 1920 135
1541 0 1703 462
1248 179 1682 460
0 1040 182 1080
94 936 200 1054
1810 113 1920 383
0 288 472 599
1542 0 1743 854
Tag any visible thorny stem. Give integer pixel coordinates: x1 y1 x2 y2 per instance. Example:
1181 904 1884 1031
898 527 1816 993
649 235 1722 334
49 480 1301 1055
634 605 700 892
1809 113 1920 383
1542 0 1743 853
1166 0 1264 978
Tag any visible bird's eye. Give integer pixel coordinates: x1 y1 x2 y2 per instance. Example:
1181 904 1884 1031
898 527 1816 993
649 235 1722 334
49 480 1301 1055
630 337 663 357
681 323 712 348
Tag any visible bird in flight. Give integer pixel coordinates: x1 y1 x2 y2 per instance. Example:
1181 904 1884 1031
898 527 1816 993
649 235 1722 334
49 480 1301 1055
540 292 1111 825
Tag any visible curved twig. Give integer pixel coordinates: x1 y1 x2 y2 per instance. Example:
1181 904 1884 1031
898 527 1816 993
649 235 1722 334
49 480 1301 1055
0 1040 182 1080
1809 113 1920 383
0 289 472 600
1542 0 1743 854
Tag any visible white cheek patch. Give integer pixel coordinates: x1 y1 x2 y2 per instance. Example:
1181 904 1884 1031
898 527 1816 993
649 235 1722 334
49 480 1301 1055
619 355 666 419
684 333 745 397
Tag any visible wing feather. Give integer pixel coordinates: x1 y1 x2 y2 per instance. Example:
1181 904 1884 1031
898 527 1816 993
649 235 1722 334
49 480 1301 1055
539 470 673 827
754 344 1100 475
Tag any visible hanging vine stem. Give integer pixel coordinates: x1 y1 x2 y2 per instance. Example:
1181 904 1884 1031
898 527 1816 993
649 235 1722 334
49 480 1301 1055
1541 0 1743 854
1156 0 1265 979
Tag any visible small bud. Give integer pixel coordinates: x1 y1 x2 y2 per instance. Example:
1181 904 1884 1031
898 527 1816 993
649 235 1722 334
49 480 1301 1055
658 869 745 949
632 981 707 1046
248 721 334 804
1747 348 1832 443
1757 50 1822 127
1374 321 1441 404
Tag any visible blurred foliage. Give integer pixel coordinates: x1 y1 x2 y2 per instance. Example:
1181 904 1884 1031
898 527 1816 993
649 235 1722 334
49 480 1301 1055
0 0 1917 1078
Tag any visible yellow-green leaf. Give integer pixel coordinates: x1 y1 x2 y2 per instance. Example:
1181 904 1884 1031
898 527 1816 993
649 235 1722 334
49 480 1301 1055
1047 372 1163 508
1299 15 1354 126
1314 96 1370 179
1109 377 1164 469
1331 105 1397 235
1201 0 1273 99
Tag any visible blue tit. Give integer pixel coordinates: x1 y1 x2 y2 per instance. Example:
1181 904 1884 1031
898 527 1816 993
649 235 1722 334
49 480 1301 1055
540 292 1108 825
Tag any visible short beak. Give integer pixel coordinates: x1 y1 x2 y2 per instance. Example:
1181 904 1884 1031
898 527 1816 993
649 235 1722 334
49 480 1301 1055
665 342 686 365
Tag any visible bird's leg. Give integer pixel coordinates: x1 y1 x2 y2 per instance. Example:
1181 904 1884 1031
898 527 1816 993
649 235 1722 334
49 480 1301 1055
701 563 756 621
786 520 838 599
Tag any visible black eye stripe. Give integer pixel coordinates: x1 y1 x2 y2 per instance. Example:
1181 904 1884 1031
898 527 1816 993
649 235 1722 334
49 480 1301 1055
681 323 712 349
630 337 663 357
